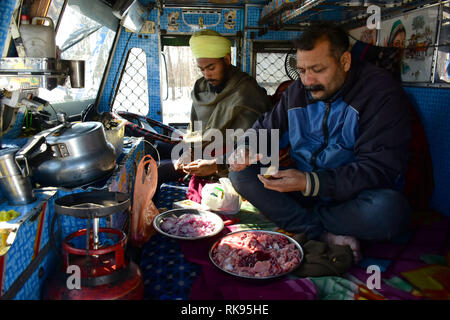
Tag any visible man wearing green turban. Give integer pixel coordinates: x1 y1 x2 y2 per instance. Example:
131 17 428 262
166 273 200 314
189 29 232 60
175 29 272 177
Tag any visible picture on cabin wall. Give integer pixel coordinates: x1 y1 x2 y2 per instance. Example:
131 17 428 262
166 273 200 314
168 11 180 31
380 6 439 82
349 25 378 46
224 10 236 29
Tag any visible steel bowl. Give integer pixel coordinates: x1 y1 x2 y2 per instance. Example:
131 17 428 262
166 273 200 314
153 208 224 240
209 229 304 280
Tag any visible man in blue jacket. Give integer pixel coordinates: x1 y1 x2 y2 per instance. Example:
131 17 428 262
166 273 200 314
228 22 412 262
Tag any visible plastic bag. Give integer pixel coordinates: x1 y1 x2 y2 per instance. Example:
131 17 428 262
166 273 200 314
130 154 159 247
201 178 241 214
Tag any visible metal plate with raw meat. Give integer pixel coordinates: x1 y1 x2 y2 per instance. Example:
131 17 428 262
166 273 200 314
153 208 224 240
209 230 303 279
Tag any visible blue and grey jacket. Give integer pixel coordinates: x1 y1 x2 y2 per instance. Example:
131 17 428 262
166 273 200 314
252 60 412 202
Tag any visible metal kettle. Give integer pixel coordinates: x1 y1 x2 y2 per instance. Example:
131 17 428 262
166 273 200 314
19 114 117 188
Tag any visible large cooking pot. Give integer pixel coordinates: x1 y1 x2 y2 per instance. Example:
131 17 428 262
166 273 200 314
18 121 117 188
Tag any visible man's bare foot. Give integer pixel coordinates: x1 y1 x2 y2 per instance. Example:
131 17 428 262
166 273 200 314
320 232 362 264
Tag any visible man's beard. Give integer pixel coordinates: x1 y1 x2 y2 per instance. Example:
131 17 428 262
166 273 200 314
208 80 226 93
207 75 229 93
207 64 230 93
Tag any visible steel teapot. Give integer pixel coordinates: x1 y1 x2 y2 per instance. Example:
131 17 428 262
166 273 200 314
19 116 117 188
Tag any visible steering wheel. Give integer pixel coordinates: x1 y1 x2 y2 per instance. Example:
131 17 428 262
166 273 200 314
114 111 184 144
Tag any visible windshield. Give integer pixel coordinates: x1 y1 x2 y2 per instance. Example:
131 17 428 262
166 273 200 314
38 0 116 105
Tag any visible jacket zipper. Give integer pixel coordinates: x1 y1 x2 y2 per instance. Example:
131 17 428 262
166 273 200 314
310 102 331 169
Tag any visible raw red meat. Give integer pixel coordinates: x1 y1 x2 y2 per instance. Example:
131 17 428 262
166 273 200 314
160 213 216 237
211 231 301 278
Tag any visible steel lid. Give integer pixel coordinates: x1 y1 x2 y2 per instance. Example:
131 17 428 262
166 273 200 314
45 121 103 144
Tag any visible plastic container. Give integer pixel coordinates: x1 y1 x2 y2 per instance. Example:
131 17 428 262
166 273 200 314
20 17 56 58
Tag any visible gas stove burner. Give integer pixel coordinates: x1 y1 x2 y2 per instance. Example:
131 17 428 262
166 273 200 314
54 191 130 218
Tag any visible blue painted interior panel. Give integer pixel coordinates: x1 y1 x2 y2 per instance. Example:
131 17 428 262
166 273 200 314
98 0 161 121
160 7 244 34
0 0 16 55
404 86 450 216
244 6 300 74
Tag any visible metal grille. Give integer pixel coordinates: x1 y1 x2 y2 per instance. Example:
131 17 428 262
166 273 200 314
111 47 149 115
255 52 291 95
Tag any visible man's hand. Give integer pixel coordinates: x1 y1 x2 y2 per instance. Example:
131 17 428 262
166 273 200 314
182 159 218 176
174 158 184 171
173 150 192 171
257 169 307 193
227 147 262 172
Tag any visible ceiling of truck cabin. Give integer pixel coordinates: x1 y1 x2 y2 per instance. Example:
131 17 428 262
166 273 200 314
154 0 444 30
162 0 268 6
257 0 443 29
100 0 444 30
102 0 269 9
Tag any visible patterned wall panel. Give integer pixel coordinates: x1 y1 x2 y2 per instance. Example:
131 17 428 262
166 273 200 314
14 250 59 300
0 0 16 55
160 7 243 35
98 1 161 121
1 190 57 299
246 5 300 41
244 5 300 74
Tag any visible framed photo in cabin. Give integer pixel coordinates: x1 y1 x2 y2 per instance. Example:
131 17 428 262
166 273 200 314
379 5 440 83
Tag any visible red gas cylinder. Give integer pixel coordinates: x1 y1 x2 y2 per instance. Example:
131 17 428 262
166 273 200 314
44 191 144 300
44 227 144 300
